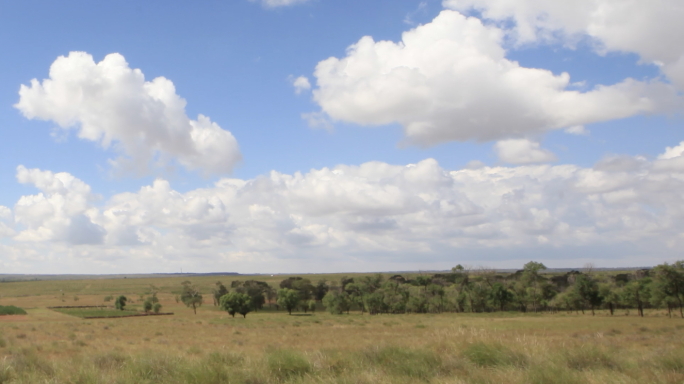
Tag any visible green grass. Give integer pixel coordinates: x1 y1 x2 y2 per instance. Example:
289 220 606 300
51 307 140 318
0 305 27 315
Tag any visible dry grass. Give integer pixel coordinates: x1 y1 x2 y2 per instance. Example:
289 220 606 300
0 275 680 383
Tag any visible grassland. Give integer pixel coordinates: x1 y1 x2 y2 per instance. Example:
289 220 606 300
0 273 681 383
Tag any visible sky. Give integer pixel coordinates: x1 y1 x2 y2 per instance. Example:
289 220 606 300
0 0 683 274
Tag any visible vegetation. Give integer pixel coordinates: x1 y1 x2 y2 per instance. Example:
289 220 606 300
180 281 203 314
0 263 680 382
0 305 26 315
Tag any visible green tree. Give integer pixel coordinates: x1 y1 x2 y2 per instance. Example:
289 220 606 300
143 299 153 313
573 274 602 316
322 290 352 315
599 283 619 315
153 303 162 313
220 292 252 318
522 261 547 312
180 281 203 315
212 281 229 306
277 288 301 315
652 262 684 318
488 282 513 311
115 295 127 311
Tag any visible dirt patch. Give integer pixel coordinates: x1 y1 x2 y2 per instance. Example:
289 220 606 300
0 315 28 321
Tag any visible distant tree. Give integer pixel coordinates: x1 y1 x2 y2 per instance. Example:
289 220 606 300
522 261 547 312
573 274 603 316
599 283 619 315
153 303 162 314
277 288 301 315
307 299 317 313
220 292 252 318
652 262 684 318
314 279 329 301
115 295 127 311
621 278 651 317
143 299 153 313
180 281 203 315
213 281 229 306
488 282 513 311
322 290 352 315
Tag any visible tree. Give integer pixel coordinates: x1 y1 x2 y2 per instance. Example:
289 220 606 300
153 303 162 314
314 279 329 301
488 282 513 311
522 261 547 312
573 274 602 315
277 288 301 315
220 292 252 318
180 281 203 315
143 299 153 313
212 281 229 306
322 290 352 315
115 295 127 311
652 262 684 318
599 283 619 315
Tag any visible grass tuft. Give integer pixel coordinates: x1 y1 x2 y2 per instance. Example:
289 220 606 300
266 349 311 380
462 342 527 368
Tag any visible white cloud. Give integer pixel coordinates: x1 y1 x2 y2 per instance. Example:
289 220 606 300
564 125 589 135
658 141 684 160
309 10 680 146
14 165 104 244
15 52 241 176
5 142 684 272
495 139 556 164
443 0 684 89
290 75 311 94
250 0 312 8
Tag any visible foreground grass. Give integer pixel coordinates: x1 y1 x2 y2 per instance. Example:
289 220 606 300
0 303 682 383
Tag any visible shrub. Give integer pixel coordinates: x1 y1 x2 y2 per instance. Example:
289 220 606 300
266 349 311 380
153 303 162 313
103 295 113 302
462 342 527 368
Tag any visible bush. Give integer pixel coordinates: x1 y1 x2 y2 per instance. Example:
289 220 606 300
266 349 311 380
153 303 162 314
462 342 527 368
0 306 27 315
104 295 113 302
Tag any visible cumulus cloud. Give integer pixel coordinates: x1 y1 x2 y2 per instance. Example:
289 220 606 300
658 141 684 160
290 75 311 94
6 142 684 272
15 52 241 176
14 165 104 244
443 0 684 89
250 0 312 8
309 10 680 146
495 139 556 164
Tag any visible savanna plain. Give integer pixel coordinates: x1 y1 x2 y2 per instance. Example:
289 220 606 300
0 273 682 384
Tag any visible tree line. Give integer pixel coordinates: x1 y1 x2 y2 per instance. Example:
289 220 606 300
177 261 684 319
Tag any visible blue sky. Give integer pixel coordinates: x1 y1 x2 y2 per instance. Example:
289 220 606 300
0 0 683 273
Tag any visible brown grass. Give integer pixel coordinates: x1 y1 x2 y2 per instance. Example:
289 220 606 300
0 275 680 383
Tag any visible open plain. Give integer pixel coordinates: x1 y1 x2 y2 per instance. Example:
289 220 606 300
0 274 681 384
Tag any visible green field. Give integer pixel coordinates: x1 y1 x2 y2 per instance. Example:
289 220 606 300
50 307 142 318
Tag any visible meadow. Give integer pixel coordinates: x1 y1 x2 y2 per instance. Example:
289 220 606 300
0 273 682 383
